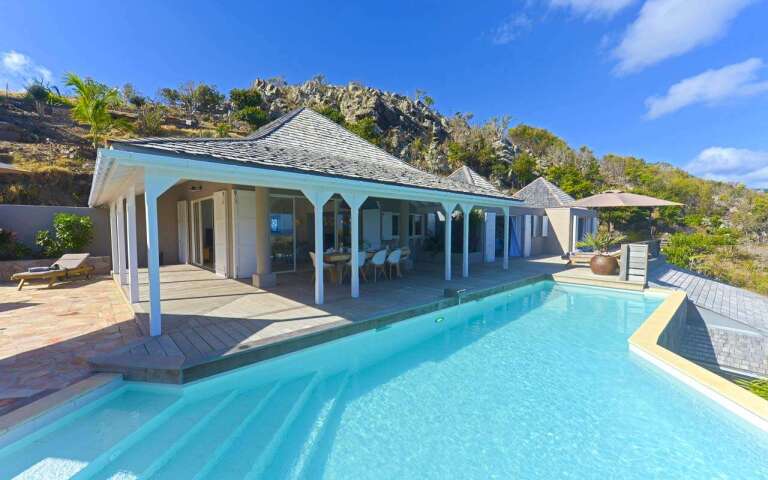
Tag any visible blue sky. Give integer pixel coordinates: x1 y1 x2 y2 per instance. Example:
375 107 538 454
2 0 768 187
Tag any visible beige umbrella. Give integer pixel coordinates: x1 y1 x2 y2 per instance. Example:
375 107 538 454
571 190 683 208
572 190 683 236
0 162 30 174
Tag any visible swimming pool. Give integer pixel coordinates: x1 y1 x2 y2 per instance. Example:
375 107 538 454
2 280 767 479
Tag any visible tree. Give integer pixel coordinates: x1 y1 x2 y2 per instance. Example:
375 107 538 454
64 73 121 148
136 104 164 136
195 83 224 115
158 87 180 106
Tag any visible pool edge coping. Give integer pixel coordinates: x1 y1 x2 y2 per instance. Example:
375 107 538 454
0 373 123 448
628 290 768 432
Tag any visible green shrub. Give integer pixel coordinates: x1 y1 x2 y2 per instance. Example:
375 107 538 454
36 213 93 258
346 117 381 145
317 106 345 125
0 228 32 260
136 104 165 136
234 106 268 128
663 232 736 269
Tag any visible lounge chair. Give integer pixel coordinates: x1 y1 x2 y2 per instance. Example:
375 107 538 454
11 253 94 290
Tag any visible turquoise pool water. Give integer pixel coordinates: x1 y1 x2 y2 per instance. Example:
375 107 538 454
2 281 768 479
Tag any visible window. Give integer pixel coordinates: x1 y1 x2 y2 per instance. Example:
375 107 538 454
410 214 424 237
382 212 400 240
533 215 541 237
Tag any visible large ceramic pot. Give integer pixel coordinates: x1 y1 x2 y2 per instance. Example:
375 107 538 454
590 254 618 276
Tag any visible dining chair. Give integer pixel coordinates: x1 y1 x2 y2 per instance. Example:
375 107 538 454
370 249 388 282
344 251 368 283
386 248 402 279
309 252 334 283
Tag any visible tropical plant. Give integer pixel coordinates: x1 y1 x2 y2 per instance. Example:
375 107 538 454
346 117 381 145
64 73 121 148
576 232 626 254
36 213 93 258
735 378 768 401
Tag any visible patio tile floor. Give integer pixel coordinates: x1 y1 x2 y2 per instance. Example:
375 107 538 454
0 276 140 415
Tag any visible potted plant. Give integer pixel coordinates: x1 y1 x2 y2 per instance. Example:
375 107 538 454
576 231 625 275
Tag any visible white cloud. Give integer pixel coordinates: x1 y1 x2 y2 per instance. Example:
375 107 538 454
549 0 636 19
613 0 753 74
644 58 768 119
492 14 533 45
687 147 768 188
0 50 53 91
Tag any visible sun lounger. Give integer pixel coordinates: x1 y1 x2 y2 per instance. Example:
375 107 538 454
11 253 94 290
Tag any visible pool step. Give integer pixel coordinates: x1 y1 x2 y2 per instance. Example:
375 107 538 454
88 392 234 480
265 372 351 480
145 381 278 479
0 390 177 480
194 374 318 479
69 395 186 480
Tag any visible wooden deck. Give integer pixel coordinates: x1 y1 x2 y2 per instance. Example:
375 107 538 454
91 258 570 382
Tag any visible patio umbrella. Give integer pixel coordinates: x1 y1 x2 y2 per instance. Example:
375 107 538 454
571 190 683 236
571 190 683 208
0 162 29 174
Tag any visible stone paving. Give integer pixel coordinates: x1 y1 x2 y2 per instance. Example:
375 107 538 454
649 261 768 335
0 276 140 415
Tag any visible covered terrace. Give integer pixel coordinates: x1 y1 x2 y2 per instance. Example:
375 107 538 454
89 108 536 344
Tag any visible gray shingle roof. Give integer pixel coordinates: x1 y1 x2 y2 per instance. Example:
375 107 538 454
512 177 575 208
447 166 499 192
109 108 511 201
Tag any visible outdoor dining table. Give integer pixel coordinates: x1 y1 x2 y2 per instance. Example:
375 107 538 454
324 252 351 286
323 251 379 286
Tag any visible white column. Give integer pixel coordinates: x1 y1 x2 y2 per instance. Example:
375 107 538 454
115 197 127 285
503 207 510 270
523 215 532 258
341 192 367 298
126 187 140 303
302 189 333 305
109 202 119 275
144 171 179 337
441 202 456 281
572 215 579 252
460 203 473 278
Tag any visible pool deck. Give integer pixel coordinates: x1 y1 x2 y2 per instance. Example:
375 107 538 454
90 257 570 383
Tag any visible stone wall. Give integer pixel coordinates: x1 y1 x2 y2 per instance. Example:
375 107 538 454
679 323 768 376
0 256 111 281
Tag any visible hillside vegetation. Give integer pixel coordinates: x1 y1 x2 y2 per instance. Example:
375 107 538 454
1 75 767 292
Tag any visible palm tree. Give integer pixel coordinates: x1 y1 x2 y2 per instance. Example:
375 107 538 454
64 73 120 148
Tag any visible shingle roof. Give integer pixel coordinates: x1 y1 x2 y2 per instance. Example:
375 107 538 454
512 177 575 208
447 166 499 192
109 108 511 201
